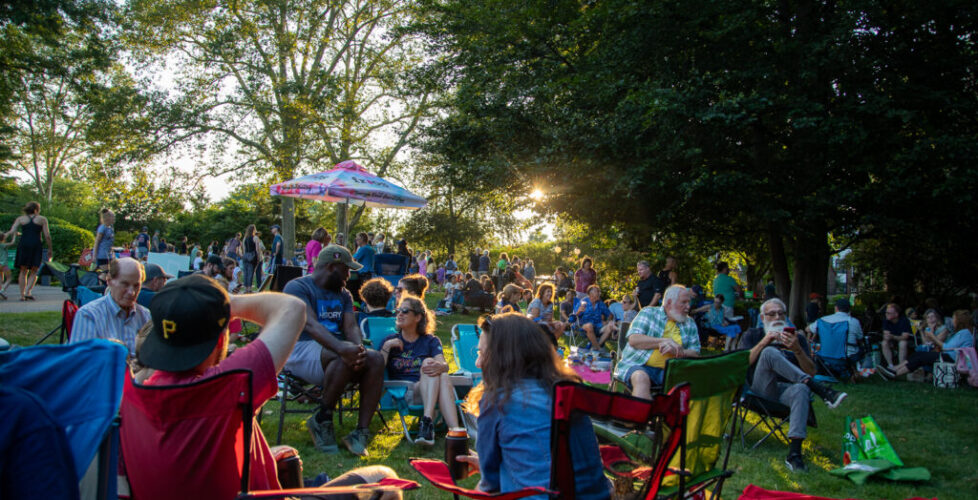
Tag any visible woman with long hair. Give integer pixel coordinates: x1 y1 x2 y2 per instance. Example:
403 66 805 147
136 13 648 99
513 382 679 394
240 224 262 291
379 295 460 445
496 283 524 314
305 227 330 274
456 313 609 498
574 257 596 299
918 308 949 348
3 201 53 300
527 282 565 345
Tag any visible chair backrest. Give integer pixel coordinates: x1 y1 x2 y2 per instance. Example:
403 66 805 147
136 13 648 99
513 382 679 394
62 299 79 341
360 317 398 348
451 323 481 341
608 301 625 322
270 265 303 292
452 332 482 379
0 340 126 497
662 350 750 491
374 253 409 275
77 285 102 306
120 369 255 500
815 319 849 359
551 381 691 500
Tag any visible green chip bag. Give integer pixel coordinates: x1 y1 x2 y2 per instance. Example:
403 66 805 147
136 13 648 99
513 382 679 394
841 415 903 467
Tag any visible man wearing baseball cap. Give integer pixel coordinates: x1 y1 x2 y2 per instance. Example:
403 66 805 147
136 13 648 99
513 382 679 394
282 244 384 457
136 263 173 308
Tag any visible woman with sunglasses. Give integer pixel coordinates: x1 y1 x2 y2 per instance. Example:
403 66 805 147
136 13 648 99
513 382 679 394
456 313 610 499
379 294 459 445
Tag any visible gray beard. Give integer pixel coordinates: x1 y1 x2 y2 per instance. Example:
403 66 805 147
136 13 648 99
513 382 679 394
763 320 786 334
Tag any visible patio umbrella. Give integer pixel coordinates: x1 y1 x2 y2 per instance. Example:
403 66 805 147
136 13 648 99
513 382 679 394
269 160 426 237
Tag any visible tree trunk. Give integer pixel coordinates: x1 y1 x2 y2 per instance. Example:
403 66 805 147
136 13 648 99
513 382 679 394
767 224 791 300
787 230 829 327
281 197 295 263
336 202 348 247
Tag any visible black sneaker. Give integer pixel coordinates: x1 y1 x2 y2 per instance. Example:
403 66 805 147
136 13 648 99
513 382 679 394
416 416 435 446
808 380 848 409
785 453 807 472
306 414 338 453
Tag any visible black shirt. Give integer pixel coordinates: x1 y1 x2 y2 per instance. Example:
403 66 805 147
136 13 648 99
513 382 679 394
657 269 672 288
636 274 664 307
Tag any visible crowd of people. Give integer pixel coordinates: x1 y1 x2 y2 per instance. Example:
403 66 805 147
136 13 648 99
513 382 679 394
8 199 978 496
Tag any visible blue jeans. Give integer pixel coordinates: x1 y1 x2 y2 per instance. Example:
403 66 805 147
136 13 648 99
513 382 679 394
622 365 664 389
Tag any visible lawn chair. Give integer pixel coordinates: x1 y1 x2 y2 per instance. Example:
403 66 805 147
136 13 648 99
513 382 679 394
411 380 691 500
0 340 127 499
360 316 397 348
451 329 482 383
120 368 419 499
35 298 79 345
736 388 817 450
451 323 481 340
77 285 102 306
660 350 750 499
813 319 860 383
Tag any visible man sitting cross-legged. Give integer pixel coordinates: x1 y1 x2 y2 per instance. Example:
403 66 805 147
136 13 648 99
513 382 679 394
283 244 385 457
738 298 848 472
613 284 701 400
126 274 402 499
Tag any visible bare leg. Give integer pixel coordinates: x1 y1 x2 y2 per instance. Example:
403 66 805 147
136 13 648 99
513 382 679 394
437 373 460 428
418 374 439 419
24 266 39 297
881 336 895 367
355 350 385 429
630 371 653 400
18 266 28 299
582 323 599 348
319 350 354 413
597 323 616 346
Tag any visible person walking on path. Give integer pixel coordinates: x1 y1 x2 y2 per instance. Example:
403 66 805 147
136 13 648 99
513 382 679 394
3 201 53 301
93 209 116 270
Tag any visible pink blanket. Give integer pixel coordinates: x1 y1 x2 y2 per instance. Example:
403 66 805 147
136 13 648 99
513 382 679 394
572 364 611 385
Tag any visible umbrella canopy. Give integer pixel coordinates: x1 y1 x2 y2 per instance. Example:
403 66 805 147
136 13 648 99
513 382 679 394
269 160 427 209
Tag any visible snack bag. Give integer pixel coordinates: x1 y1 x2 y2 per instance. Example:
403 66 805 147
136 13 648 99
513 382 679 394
841 415 903 467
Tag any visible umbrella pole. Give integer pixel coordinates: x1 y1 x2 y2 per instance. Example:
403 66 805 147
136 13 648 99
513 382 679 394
343 198 350 247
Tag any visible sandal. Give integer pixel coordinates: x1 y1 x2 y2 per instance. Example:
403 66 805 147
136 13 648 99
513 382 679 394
0 291 6 300
25 295 35 301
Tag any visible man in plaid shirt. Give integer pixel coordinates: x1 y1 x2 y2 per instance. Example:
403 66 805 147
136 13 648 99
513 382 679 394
613 284 701 399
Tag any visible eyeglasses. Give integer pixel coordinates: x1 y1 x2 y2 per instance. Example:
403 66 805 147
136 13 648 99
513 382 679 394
396 307 417 315
763 310 787 318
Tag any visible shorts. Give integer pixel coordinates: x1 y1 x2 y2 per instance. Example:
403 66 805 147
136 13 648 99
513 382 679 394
284 340 326 384
621 365 664 389
137 247 149 259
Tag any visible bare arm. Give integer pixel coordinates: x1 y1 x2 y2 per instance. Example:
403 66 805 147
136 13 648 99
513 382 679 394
3 217 21 240
41 217 53 259
341 310 363 345
230 292 306 372
628 333 673 351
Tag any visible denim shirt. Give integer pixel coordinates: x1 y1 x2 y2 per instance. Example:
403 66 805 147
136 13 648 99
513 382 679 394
477 380 610 500
944 329 975 361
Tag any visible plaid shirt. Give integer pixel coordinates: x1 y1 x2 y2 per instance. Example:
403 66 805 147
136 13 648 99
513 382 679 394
70 293 151 354
613 306 701 382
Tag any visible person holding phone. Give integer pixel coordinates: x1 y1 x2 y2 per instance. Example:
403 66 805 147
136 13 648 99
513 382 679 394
735 298 848 472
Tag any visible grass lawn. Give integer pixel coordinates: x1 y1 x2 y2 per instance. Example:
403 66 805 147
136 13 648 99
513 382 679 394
4 292 977 499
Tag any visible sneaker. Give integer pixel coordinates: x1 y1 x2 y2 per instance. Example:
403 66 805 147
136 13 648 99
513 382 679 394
785 453 807 472
342 427 370 457
876 365 896 379
807 380 848 409
306 415 338 453
416 416 435 446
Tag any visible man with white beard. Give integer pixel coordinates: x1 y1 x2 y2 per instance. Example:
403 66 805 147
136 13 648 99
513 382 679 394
613 284 701 400
738 298 848 472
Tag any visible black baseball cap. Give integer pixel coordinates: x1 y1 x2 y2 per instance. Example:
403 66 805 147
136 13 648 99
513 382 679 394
139 274 231 372
144 263 173 282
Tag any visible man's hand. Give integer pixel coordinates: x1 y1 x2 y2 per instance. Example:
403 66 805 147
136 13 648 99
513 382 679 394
781 330 801 352
456 452 480 478
882 330 893 341
421 357 446 377
658 338 680 356
338 342 367 370
576 302 586 314
899 333 913 341
763 331 781 346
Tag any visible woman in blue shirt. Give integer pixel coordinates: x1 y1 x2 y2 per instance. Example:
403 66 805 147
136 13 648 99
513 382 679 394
455 313 610 500
879 309 975 380
495 283 523 314
379 295 459 445
576 284 615 351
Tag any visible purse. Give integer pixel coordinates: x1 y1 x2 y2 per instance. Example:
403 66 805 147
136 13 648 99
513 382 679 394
933 360 959 389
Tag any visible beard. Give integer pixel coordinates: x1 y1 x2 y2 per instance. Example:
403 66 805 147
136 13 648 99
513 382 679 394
763 320 787 334
666 307 688 323
323 270 346 291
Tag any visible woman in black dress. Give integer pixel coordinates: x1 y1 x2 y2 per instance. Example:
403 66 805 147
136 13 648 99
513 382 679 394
3 201 53 301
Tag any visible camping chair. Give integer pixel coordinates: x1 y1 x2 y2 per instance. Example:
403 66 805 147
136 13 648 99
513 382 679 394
77 285 102 306
35 298 79 345
599 350 749 499
274 369 323 445
736 388 817 450
0 340 127 499
120 368 420 499
411 381 691 500
451 329 482 383
360 316 398 348
813 319 859 383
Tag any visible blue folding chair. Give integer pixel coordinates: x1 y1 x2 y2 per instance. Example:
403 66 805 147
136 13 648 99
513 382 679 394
813 319 859 383
360 316 398 348
450 323 481 341
0 340 127 499
77 285 102 306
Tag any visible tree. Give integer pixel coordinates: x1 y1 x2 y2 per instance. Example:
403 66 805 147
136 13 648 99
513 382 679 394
124 0 439 259
417 0 978 321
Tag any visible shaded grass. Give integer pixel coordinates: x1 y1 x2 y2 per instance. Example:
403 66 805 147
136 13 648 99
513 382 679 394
5 293 978 499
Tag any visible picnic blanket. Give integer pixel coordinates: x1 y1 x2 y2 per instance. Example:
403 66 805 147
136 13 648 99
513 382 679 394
739 484 936 499
571 364 611 385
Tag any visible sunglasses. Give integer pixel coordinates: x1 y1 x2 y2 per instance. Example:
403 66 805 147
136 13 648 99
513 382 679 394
396 307 417 315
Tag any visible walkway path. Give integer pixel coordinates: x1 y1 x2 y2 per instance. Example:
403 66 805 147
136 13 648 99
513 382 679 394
0 285 69 314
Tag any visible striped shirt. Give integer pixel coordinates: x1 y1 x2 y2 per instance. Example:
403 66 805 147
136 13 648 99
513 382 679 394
613 306 701 382
70 293 151 354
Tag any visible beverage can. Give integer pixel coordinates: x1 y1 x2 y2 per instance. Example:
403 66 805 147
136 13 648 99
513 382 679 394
445 427 470 480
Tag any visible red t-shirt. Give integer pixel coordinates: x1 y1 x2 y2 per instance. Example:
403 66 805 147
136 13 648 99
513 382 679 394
135 341 281 497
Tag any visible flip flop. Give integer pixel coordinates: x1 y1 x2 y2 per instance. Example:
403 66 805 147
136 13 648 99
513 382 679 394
25 295 35 301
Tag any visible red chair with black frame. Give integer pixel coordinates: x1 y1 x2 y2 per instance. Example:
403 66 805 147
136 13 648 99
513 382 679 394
410 380 691 500
119 369 419 500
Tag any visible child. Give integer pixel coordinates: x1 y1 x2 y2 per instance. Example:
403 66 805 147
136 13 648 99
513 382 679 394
0 232 13 300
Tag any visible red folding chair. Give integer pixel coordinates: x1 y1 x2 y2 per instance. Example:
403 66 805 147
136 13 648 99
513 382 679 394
411 381 691 500
120 369 419 499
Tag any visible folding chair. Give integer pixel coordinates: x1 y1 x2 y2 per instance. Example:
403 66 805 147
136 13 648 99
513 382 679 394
120 368 420 499
77 285 102 306
451 329 482 383
35 298 79 345
411 381 691 500
0 340 127 500
659 350 750 499
360 316 397 348
736 388 817 450
451 323 481 341
813 319 859 383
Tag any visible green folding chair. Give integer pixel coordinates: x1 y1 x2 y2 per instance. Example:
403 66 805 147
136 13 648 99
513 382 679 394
659 350 750 499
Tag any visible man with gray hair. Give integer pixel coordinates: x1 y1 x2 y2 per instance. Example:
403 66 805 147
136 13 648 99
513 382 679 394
613 284 701 399
70 257 151 354
737 298 847 472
